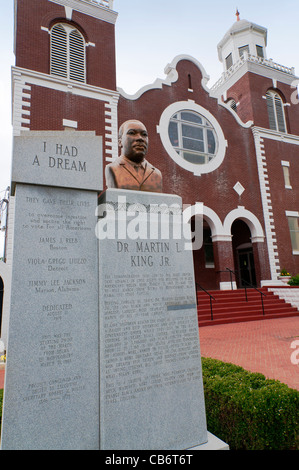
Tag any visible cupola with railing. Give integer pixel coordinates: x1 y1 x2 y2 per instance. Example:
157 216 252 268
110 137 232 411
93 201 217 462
84 0 114 9
213 10 296 92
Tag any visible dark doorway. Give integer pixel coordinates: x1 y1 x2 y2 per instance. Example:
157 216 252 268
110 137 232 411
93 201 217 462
232 220 257 288
192 219 217 290
237 248 256 287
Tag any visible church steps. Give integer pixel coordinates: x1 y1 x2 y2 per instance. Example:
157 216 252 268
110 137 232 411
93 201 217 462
197 287 299 327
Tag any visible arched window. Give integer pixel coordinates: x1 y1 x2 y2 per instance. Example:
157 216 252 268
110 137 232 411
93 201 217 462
266 90 286 133
50 23 86 83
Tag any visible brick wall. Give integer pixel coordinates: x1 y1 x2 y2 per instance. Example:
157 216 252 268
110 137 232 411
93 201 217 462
118 60 264 222
264 138 299 274
15 0 116 90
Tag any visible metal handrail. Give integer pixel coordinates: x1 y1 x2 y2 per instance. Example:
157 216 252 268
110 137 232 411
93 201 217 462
196 283 216 321
225 268 266 316
216 268 235 290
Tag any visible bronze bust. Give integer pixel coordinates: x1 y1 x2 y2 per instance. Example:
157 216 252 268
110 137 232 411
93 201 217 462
105 120 162 193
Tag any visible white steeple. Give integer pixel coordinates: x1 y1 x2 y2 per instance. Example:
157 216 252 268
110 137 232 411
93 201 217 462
217 10 268 72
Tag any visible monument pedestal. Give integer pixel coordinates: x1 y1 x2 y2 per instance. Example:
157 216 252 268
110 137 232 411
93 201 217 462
97 189 208 450
1 132 102 450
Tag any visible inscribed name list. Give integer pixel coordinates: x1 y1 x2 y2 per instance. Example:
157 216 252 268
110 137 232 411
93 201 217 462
1 184 99 450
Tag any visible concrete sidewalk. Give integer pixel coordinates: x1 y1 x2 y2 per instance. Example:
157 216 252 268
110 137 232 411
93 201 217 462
199 316 299 390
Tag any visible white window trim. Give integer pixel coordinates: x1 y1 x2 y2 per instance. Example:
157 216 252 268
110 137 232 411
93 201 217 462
285 211 299 217
266 90 287 133
281 161 292 189
157 101 228 176
63 118 78 129
286 211 299 254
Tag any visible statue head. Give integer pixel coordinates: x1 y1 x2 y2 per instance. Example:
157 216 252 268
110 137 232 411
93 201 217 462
118 120 149 164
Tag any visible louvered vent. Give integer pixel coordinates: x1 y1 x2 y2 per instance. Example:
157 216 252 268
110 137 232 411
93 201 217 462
69 30 85 82
51 24 68 78
266 91 286 133
266 92 276 130
275 95 286 132
50 24 86 83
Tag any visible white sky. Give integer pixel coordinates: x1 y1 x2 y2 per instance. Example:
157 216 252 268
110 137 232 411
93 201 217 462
0 0 299 255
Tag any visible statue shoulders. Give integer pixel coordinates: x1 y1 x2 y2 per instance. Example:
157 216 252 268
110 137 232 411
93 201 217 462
106 157 126 169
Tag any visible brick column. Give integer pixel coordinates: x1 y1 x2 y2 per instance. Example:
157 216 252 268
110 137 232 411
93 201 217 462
252 241 271 286
213 238 237 290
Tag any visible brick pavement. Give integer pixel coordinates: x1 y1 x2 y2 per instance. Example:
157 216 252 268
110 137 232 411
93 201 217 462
199 316 299 391
0 318 298 391
0 364 4 389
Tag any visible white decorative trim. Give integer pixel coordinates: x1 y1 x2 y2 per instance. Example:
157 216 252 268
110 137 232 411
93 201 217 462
49 0 117 24
233 182 245 196
218 100 253 128
63 118 78 128
118 54 253 130
220 281 237 291
65 6 73 19
118 55 209 101
252 127 281 279
157 100 228 176
261 280 286 287
12 66 119 101
11 66 120 152
191 204 264 244
11 70 31 135
103 98 118 162
252 126 299 145
285 210 299 217
223 206 265 242
211 54 296 95
212 234 233 242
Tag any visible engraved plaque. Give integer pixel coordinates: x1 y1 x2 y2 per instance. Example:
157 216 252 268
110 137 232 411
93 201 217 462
11 131 102 192
98 189 207 450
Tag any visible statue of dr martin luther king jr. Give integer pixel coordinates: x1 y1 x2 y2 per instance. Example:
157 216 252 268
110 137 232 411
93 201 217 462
105 120 162 193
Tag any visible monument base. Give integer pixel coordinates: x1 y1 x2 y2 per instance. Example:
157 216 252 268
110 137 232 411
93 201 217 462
188 432 229 450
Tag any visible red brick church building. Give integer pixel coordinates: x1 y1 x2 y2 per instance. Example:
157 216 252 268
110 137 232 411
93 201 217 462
2 0 299 314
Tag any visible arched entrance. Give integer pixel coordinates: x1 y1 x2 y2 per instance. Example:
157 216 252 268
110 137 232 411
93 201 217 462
0 277 3 336
189 205 265 290
231 220 256 287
